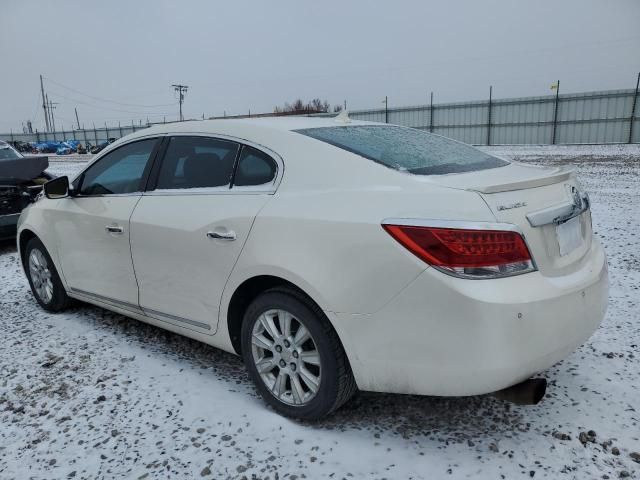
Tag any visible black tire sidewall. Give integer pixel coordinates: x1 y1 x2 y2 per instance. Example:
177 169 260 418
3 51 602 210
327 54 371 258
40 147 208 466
241 290 342 420
24 237 68 312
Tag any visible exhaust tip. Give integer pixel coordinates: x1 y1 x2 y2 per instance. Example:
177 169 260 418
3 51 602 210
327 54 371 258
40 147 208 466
491 378 547 405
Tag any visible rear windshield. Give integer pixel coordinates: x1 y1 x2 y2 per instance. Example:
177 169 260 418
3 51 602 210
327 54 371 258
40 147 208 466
295 125 508 175
0 144 21 160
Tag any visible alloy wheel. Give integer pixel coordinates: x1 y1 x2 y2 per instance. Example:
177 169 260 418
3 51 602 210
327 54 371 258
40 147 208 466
251 309 322 406
28 248 53 304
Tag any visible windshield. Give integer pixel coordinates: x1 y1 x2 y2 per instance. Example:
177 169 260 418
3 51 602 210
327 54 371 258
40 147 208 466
0 143 22 160
295 125 508 175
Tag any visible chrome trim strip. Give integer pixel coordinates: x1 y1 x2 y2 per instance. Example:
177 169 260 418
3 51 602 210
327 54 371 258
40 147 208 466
143 188 274 196
381 218 523 233
72 192 143 198
74 132 284 196
69 287 212 331
142 307 211 331
526 192 589 227
69 287 144 314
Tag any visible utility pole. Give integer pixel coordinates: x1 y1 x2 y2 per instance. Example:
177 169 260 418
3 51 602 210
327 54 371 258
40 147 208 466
75 108 81 130
47 96 58 132
384 96 388 123
50 100 57 132
172 84 189 121
46 94 52 131
429 92 434 133
40 75 50 132
551 80 560 145
487 85 493 146
629 72 640 144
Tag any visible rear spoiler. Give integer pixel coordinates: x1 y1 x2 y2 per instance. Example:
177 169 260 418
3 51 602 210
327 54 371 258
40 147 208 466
473 169 572 194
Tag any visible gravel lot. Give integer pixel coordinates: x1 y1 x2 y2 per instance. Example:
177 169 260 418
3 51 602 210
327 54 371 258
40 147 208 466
1 145 639 479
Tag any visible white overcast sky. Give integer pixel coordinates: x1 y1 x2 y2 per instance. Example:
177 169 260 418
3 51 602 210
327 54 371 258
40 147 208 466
1 0 638 132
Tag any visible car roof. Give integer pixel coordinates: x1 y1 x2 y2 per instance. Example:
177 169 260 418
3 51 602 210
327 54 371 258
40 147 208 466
133 115 384 138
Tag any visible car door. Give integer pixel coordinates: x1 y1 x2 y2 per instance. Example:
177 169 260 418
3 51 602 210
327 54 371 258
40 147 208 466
53 137 161 310
129 135 280 333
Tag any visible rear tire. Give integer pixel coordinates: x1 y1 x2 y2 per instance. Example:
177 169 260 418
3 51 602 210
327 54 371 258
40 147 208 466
241 287 357 420
24 237 71 312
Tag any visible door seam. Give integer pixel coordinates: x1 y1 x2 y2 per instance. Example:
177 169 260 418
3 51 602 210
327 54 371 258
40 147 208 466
214 195 274 334
127 195 144 309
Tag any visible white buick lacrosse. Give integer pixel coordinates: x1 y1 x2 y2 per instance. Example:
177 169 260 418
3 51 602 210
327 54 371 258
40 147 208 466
17 116 608 419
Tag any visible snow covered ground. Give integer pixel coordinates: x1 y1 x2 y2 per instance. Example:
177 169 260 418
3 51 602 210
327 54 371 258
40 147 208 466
1 145 638 479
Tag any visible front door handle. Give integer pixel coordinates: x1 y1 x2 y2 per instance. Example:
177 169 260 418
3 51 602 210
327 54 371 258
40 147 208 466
207 230 236 241
105 225 124 234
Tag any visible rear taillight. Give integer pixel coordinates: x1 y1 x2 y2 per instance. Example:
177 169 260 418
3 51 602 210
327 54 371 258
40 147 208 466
382 223 536 279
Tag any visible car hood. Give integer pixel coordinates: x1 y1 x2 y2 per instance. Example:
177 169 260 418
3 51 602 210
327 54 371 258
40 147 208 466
0 156 49 184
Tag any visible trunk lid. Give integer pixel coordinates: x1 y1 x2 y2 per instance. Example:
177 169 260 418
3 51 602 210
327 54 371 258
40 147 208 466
422 162 593 276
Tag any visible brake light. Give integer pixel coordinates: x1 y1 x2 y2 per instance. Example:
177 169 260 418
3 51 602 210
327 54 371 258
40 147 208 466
382 224 536 278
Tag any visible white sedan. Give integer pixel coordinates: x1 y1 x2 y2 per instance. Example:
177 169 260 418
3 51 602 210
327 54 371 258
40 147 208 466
17 116 608 420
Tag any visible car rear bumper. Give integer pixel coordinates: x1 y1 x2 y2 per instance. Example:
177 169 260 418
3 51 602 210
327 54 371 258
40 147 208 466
332 237 608 396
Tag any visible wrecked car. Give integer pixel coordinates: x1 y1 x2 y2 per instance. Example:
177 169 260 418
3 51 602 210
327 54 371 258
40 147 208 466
89 138 116 154
0 141 53 240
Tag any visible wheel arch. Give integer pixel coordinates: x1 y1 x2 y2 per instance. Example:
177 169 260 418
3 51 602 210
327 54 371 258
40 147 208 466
225 274 346 359
18 228 38 266
18 225 68 290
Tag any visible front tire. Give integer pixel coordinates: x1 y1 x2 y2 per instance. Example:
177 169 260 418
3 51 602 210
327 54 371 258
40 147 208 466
241 287 357 420
24 237 70 312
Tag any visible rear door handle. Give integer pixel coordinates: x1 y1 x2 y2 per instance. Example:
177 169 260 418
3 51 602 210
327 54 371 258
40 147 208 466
105 225 124 234
207 230 236 241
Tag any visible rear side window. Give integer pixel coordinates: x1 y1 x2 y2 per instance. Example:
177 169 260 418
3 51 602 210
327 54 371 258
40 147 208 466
234 146 277 186
79 138 157 195
156 136 240 189
295 125 508 175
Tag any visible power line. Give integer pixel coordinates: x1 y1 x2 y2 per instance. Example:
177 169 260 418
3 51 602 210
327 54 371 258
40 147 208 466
43 76 177 108
46 89 176 116
172 84 188 121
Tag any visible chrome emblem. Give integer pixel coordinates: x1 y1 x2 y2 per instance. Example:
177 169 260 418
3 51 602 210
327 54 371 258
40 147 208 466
497 201 527 211
571 186 582 209
566 184 588 213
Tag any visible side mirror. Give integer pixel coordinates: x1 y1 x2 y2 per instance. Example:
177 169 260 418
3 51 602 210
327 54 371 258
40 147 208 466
44 176 69 199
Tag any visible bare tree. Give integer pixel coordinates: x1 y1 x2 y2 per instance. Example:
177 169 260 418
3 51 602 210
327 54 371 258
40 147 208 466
273 98 333 114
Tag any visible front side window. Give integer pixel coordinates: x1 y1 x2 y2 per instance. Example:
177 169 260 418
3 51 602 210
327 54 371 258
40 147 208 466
234 146 277 186
79 138 157 195
295 125 508 175
156 136 239 190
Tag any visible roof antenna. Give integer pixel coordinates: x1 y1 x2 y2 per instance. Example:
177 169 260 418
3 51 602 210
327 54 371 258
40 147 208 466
334 109 351 124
